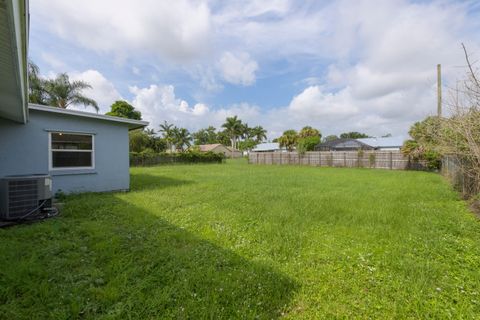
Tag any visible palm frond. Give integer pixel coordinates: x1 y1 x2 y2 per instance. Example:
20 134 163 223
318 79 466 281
70 80 93 91
71 95 99 112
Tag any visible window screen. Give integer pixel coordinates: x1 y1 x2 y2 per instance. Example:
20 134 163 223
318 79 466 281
51 133 93 168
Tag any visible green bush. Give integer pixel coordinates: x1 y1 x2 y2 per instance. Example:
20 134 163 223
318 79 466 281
297 136 320 152
130 150 225 167
423 150 442 170
401 139 441 170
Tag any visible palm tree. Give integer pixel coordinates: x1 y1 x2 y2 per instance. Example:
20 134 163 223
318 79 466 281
44 73 98 112
222 116 243 151
205 126 218 144
216 130 231 146
240 123 250 141
28 60 47 105
278 130 298 152
251 126 267 143
158 121 175 152
299 126 321 139
172 127 191 152
145 128 156 136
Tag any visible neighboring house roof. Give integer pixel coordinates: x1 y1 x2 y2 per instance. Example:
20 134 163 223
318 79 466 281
357 137 404 148
316 137 404 150
252 142 281 152
29 104 149 130
226 147 241 153
198 144 241 152
0 0 29 123
198 144 224 152
316 139 372 150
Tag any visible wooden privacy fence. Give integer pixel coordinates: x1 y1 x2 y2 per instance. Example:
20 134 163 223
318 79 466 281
249 151 428 170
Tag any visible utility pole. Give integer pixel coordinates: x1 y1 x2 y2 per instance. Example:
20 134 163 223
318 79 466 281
437 64 442 117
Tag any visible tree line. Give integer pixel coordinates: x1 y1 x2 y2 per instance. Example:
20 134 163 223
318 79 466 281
129 116 267 154
273 129 377 152
131 121 377 154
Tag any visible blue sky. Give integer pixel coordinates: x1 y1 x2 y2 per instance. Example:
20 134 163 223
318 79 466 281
28 0 480 139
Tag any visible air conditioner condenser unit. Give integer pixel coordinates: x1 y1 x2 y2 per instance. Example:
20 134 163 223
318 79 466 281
0 174 53 221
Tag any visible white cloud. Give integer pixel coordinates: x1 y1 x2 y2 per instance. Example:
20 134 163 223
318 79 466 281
218 51 258 86
211 0 478 137
188 64 223 93
30 0 480 137
125 77 433 141
70 70 122 113
129 84 261 131
130 84 209 129
288 86 357 117
40 52 66 71
212 1 327 58
264 80 437 138
131 67 141 76
31 0 212 62
225 0 290 18
126 80 405 139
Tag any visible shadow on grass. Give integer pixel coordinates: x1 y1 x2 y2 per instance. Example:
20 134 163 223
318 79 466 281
130 173 194 192
0 192 297 319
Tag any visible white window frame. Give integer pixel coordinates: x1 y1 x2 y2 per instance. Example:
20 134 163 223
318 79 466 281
48 132 95 171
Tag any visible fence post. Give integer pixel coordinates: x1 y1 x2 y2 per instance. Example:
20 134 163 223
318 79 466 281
389 151 393 170
344 152 347 167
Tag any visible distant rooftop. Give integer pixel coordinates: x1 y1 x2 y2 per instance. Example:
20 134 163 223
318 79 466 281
252 142 281 152
357 137 404 148
197 144 240 152
198 144 223 152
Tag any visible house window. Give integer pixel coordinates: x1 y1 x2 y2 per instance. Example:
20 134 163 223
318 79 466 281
49 132 94 169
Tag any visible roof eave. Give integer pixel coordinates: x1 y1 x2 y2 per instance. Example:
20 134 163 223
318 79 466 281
28 104 149 130
0 0 29 123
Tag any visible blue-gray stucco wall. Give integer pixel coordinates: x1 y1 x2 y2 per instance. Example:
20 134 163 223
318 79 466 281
0 108 130 193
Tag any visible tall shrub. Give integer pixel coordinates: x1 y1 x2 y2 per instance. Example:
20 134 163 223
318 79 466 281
437 45 480 196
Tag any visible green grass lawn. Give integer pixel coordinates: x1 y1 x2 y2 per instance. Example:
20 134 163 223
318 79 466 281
1 160 480 319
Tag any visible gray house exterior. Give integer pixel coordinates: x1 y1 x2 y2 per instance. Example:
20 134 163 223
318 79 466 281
0 0 148 194
0 105 147 193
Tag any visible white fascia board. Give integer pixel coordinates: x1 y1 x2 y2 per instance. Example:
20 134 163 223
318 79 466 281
29 104 149 130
